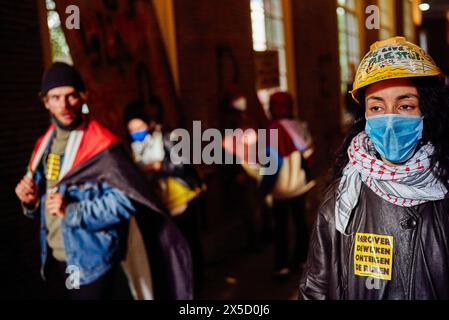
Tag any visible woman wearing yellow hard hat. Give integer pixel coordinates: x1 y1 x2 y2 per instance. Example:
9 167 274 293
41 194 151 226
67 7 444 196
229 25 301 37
299 37 449 300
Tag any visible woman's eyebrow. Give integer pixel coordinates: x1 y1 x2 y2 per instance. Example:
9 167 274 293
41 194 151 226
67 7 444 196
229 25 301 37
366 96 384 102
396 93 419 100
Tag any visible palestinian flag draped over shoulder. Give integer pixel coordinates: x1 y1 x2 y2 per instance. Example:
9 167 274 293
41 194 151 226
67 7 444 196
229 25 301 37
28 116 193 300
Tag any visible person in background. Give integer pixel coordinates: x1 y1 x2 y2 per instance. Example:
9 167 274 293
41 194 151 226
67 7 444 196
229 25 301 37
220 84 266 252
125 99 205 297
15 62 192 300
260 91 316 279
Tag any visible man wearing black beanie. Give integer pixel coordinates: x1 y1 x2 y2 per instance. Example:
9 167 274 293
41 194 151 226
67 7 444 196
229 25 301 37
39 62 86 130
15 62 193 300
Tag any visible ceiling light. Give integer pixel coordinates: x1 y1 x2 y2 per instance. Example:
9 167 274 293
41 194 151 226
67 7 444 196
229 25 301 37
419 3 430 12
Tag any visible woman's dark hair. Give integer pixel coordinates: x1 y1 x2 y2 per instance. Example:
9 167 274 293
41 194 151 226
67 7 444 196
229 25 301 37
124 100 151 126
123 96 164 129
334 76 449 190
333 88 366 179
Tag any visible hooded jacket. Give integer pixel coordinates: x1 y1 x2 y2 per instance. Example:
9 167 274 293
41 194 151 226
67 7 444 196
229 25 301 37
299 180 449 300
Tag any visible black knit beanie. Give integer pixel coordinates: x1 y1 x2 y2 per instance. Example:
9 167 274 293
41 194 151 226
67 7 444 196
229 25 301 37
41 62 85 95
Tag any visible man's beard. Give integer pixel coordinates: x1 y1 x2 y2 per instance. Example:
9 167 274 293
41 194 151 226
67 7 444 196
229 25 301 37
51 110 83 131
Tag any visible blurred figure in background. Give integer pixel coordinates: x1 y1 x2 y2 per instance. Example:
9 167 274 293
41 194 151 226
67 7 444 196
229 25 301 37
125 99 206 297
221 84 266 252
260 91 316 279
15 62 192 300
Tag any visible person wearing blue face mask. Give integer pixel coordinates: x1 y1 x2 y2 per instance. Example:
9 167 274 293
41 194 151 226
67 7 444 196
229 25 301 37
130 128 150 143
127 113 165 171
299 37 449 300
363 80 424 165
124 100 206 298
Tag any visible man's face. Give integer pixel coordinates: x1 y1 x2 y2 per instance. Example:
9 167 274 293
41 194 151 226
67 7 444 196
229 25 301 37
44 86 83 126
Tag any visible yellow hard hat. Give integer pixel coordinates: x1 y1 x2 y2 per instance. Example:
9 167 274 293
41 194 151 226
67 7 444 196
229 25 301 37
160 177 203 212
351 37 442 103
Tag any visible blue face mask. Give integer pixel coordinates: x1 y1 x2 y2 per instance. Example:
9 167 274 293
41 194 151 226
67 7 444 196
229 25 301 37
130 129 149 142
365 114 423 163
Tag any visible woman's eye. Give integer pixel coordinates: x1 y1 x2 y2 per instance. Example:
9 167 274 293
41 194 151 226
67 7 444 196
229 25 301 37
399 104 415 110
369 106 383 112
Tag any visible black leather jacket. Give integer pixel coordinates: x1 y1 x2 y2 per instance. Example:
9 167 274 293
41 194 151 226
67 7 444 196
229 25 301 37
299 180 449 300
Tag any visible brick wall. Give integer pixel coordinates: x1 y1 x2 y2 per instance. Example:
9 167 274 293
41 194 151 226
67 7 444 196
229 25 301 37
290 0 344 224
291 0 343 178
173 0 265 129
0 1 48 298
172 0 266 258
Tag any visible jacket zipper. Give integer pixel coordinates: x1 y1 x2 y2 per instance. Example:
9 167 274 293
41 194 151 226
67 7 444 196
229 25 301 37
343 233 354 299
407 207 419 300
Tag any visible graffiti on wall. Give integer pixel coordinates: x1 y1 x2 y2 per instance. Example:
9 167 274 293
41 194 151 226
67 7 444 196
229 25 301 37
56 0 181 138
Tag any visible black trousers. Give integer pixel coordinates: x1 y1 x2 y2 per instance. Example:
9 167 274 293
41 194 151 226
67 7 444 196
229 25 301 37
174 196 204 297
44 254 118 300
272 194 309 270
174 197 204 298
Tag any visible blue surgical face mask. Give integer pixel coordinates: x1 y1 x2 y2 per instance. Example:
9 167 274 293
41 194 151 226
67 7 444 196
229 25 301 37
130 129 150 142
365 114 423 163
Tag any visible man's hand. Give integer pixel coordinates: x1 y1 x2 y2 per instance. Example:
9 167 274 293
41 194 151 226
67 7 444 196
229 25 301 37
15 175 39 207
45 192 66 218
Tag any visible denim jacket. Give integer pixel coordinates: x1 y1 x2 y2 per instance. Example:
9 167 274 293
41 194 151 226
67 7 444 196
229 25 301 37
23 152 136 285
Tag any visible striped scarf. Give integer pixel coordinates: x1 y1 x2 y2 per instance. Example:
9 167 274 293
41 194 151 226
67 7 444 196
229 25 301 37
335 131 447 234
